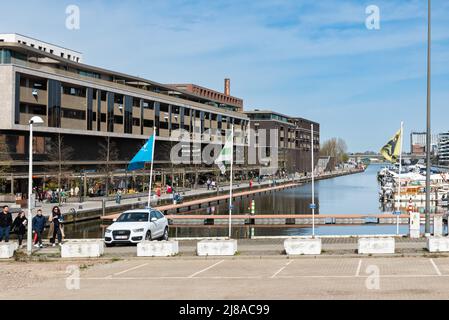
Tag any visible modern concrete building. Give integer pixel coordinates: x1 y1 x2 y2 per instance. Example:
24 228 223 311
244 110 320 174
438 132 449 165
0 34 250 195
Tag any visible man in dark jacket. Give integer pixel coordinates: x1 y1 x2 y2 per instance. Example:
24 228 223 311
32 209 46 248
0 205 13 243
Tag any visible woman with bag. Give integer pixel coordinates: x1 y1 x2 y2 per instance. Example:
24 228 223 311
48 206 64 246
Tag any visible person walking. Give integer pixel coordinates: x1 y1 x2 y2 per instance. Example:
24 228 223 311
0 205 12 243
48 206 64 247
206 178 211 191
32 209 46 248
12 210 27 247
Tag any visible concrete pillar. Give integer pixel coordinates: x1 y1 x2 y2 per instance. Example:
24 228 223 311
83 175 87 198
10 174 14 196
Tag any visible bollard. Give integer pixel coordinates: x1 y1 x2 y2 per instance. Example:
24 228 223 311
102 199 106 216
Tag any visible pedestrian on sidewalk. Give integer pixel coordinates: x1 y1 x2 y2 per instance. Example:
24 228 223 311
206 178 211 191
249 179 253 190
48 206 64 247
12 210 27 247
0 205 12 243
32 209 46 248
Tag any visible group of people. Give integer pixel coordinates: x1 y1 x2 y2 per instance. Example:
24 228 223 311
206 179 218 191
0 205 65 248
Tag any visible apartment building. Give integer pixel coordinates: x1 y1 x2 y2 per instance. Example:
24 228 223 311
244 110 320 173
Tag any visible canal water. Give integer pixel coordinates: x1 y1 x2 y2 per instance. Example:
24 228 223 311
65 164 417 239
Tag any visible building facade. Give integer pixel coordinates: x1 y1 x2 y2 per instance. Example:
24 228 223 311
0 34 250 195
438 132 449 165
244 110 320 174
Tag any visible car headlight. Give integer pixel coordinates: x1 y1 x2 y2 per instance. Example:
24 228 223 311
133 228 144 233
105 229 112 234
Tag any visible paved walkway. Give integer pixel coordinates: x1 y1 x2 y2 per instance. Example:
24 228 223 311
3 169 360 217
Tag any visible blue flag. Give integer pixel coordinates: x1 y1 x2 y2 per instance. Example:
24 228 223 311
127 135 155 171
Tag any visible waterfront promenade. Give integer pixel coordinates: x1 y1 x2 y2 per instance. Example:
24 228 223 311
2 168 363 222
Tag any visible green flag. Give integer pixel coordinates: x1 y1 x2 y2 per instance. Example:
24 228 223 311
215 131 234 174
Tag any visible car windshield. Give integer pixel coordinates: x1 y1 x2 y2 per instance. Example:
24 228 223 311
116 212 148 222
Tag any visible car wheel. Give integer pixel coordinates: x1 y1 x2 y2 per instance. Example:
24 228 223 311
161 227 169 241
145 230 152 241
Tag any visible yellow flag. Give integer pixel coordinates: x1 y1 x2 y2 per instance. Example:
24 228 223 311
380 129 402 162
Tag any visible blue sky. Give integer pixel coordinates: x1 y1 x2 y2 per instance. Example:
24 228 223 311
1 0 448 152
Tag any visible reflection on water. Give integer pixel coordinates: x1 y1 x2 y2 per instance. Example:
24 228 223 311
65 164 406 239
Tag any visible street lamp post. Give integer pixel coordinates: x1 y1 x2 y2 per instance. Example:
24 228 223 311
27 116 44 256
425 0 432 236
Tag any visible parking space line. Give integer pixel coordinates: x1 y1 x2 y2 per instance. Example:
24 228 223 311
188 260 225 278
112 263 149 276
430 259 442 276
270 260 293 279
78 274 449 281
355 259 362 277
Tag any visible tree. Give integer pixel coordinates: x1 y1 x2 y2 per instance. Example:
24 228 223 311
98 137 120 196
320 137 348 164
47 133 74 201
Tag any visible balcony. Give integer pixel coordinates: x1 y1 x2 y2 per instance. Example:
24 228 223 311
20 86 47 105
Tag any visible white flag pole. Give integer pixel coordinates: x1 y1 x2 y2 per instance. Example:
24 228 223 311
311 124 315 238
396 122 404 235
147 127 157 208
228 125 234 239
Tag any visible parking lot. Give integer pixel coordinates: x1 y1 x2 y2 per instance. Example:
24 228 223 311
3 256 449 299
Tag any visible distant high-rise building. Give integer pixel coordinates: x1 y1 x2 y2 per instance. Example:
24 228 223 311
438 132 449 165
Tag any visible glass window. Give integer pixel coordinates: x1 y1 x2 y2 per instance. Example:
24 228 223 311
117 212 149 222
143 119 154 128
61 108 86 120
155 211 164 219
160 103 169 113
114 116 123 124
142 100 154 109
20 103 47 116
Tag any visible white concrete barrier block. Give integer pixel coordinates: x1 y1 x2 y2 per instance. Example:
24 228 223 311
284 238 321 255
427 237 449 252
137 241 179 257
197 239 237 256
0 242 19 259
434 215 443 237
358 237 395 254
61 240 104 258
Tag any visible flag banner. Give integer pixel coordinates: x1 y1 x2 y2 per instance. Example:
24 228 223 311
380 128 402 163
128 135 155 171
215 131 234 174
